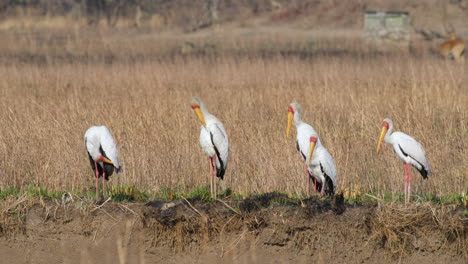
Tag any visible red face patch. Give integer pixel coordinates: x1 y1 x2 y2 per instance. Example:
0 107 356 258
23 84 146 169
383 121 389 130
191 104 200 109
288 105 295 114
310 136 317 143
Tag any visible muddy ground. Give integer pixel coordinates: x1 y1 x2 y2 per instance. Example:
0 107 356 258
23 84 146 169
0 193 466 264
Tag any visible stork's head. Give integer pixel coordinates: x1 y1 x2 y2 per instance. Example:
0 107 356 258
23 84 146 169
286 102 302 137
97 155 114 165
191 96 207 127
376 118 393 153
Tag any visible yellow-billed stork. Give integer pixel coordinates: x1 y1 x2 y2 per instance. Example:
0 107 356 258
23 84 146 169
286 102 337 197
376 118 431 203
84 126 123 198
191 97 229 198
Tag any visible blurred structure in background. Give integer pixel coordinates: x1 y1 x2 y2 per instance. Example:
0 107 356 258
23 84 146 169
364 10 411 52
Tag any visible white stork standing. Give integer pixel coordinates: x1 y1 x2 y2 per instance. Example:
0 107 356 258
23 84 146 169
191 96 229 199
376 118 431 204
286 102 337 197
84 126 123 199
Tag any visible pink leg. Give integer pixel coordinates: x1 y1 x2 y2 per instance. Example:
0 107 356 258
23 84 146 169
212 155 217 175
407 164 412 203
403 164 406 203
314 179 317 194
102 172 106 197
320 181 325 197
403 163 407 204
209 157 213 197
403 163 409 204
213 155 217 198
305 167 310 198
95 161 99 199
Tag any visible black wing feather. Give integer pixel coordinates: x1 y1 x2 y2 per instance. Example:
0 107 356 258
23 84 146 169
398 144 429 179
320 163 335 196
210 132 225 180
297 141 306 161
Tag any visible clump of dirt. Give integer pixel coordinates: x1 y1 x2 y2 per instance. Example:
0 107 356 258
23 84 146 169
238 191 346 215
302 192 347 217
238 192 294 213
143 198 242 250
0 195 466 263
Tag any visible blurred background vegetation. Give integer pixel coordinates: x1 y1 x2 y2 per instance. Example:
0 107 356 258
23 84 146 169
0 0 466 34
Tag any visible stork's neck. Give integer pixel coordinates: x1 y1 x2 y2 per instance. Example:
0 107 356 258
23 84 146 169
384 123 394 144
293 112 302 127
199 103 210 116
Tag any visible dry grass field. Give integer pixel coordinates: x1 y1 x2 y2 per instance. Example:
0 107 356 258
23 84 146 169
0 19 467 263
0 27 466 200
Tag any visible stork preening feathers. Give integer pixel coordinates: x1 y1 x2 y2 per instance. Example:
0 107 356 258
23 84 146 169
191 97 229 198
377 118 431 204
286 102 337 197
84 126 122 199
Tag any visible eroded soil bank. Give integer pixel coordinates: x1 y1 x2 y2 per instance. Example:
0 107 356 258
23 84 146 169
0 194 466 264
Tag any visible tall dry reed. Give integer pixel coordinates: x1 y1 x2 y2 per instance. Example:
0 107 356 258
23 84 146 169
0 28 466 197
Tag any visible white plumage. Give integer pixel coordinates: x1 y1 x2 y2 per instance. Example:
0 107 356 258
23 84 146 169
85 126 121 170
287 102 337 196
377 118 431 178
191 97 229 198
200 122 229 177
306 143 337 194
84 126 122 198
377 118 431 203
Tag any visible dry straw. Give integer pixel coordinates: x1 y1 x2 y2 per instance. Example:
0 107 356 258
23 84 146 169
0 28 466 197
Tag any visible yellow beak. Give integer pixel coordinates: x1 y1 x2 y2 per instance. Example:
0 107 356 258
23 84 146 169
102 157 114 165
376 126 387 153
306 138 316 165
286 112 293 137
193 108 206 127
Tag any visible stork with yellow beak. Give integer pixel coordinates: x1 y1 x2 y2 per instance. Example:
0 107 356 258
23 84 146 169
287 102 337 197
376 118 431 204
84 126 123 199
191 96 229 198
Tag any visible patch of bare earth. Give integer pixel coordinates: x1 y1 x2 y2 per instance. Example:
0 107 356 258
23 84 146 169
0 194 466 264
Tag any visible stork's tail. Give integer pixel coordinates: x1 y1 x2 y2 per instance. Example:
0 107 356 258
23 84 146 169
417 166 430 179
325 176 335 196
116 166 124 173
217 167 226 180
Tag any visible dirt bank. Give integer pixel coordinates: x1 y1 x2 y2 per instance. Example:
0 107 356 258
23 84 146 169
0 194 466 264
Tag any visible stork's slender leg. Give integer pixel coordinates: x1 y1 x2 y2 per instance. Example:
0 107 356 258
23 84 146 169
102 172 106 198
209 157 213 198
403 163 409 204
320 180 325 197
213 154 218 199
214 178 217 199
407 164 412 203
403 163 407 204
95 161 99 199
306 167 310 198
314 178 317 194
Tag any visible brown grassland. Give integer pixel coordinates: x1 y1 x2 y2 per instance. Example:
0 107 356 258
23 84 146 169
0 26 466 199
0 24 467 263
